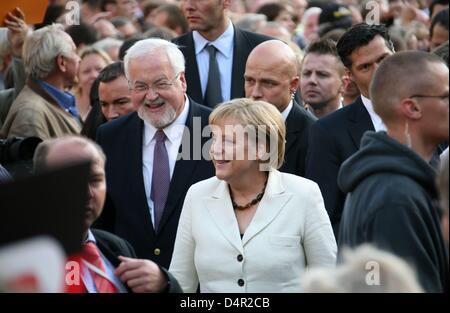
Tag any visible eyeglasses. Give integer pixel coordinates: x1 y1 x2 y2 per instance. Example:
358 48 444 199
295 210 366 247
410 94 449 102
128 73 180 95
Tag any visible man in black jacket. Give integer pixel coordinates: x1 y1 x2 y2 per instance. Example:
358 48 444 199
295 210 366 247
305 24 394 237
244 40 316 177
96 38 215 269
33 136 182 293
173 0 271 108
338 51 449 293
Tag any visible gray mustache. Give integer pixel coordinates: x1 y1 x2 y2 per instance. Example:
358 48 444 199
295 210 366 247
143 98 165 106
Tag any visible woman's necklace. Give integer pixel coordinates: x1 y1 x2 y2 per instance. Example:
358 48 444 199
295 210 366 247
230 179 268 211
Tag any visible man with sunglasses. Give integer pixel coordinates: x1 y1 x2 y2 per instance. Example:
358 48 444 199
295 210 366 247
96 38 214 269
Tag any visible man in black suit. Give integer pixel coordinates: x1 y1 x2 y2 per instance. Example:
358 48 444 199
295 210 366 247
244 40 316 177
305 24 394 237
173 0 271 108
96 38 215 269
33 135 182 293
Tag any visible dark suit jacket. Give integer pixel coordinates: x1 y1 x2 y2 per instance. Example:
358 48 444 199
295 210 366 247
173 27 271 108
305 97 374 237
92 228 182 293
279 102 317 177
96 99 215 269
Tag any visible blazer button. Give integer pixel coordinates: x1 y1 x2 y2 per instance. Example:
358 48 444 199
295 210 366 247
154 248 161 256
237 279 245 287
237 254 243 262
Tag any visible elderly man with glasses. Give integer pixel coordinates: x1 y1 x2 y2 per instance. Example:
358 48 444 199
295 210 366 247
96 38 215 269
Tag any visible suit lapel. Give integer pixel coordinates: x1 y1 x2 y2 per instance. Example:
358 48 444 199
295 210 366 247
127 114 156 235
205 181 243 253
181 34 203 103
284 103 303 155
347 97 375 149
242 170 292 246
230 27 247 99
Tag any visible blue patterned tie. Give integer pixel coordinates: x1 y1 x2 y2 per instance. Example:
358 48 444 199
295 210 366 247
151 130 170 232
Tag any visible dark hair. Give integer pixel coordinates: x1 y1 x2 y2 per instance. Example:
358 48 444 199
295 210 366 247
144 26 177 40
430 8 449 37
153 4 189 35
306 38 339 56
337 23 394 68
430 0 449 18
256 3 286 21
34 4 66 29
111 16 133 28
82 0 103 10
66 23 99 48
432 41 449 66
101 0 117 11
81 76 107 140
97 61 125 83
118 35 144 60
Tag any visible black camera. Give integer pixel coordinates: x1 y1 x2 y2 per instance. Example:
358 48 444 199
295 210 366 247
0 137 43 165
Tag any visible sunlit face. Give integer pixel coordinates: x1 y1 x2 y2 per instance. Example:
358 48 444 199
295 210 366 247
413 62 449 145
60 33 81 87
275 10 296 34
300 53 344 110
180 0 230 34
210 118 261 184
128 52 187 129
78 53 108 95
348 35 393 98
245 53 298 113
99 75 135 121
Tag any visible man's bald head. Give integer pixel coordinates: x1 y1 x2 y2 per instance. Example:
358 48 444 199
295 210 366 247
245 40 300 112
33 136 108 233
247 40 298 77
34 136 106 173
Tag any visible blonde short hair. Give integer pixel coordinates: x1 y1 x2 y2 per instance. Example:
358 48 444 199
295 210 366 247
78 46 113 64
209 98 286 170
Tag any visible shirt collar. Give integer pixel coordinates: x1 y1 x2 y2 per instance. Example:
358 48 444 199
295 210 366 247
193 20 234 59
85 229 96 244
361 94 385 129
281 100 293 121
143 96 190 146
36 80 79 118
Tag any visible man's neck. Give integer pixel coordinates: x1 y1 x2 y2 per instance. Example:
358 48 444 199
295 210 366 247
42 75 65 91
197 19 229 42
388 127 436 162
311 100 340 119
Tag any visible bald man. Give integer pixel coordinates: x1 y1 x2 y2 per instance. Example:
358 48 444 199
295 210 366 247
33 136 181 293
338 51 449 293
244 40 316 177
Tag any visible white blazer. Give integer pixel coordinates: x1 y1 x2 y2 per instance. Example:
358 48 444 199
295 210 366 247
169 170 337 293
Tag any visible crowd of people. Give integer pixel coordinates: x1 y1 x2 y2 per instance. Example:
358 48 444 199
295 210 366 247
0 0 448 293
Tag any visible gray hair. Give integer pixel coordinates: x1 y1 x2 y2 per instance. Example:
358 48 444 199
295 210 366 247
23 24 73 80
302 244 424 293
123 38 185 80
92 37 124 52
235 13 267 32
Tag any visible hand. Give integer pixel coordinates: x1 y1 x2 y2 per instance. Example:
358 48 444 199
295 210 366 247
86 11 112 24
4 8 29 58
115 256 168 293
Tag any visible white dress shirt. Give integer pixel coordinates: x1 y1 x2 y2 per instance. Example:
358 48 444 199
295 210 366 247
142 97 190 226
82 230 127 293
361 95 387 132
281 100 293 122
193 21 234 102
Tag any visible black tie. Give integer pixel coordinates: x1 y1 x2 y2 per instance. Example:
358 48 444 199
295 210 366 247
204 44 223 108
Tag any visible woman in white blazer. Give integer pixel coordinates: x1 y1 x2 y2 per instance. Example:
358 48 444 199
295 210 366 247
166 98 337 293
